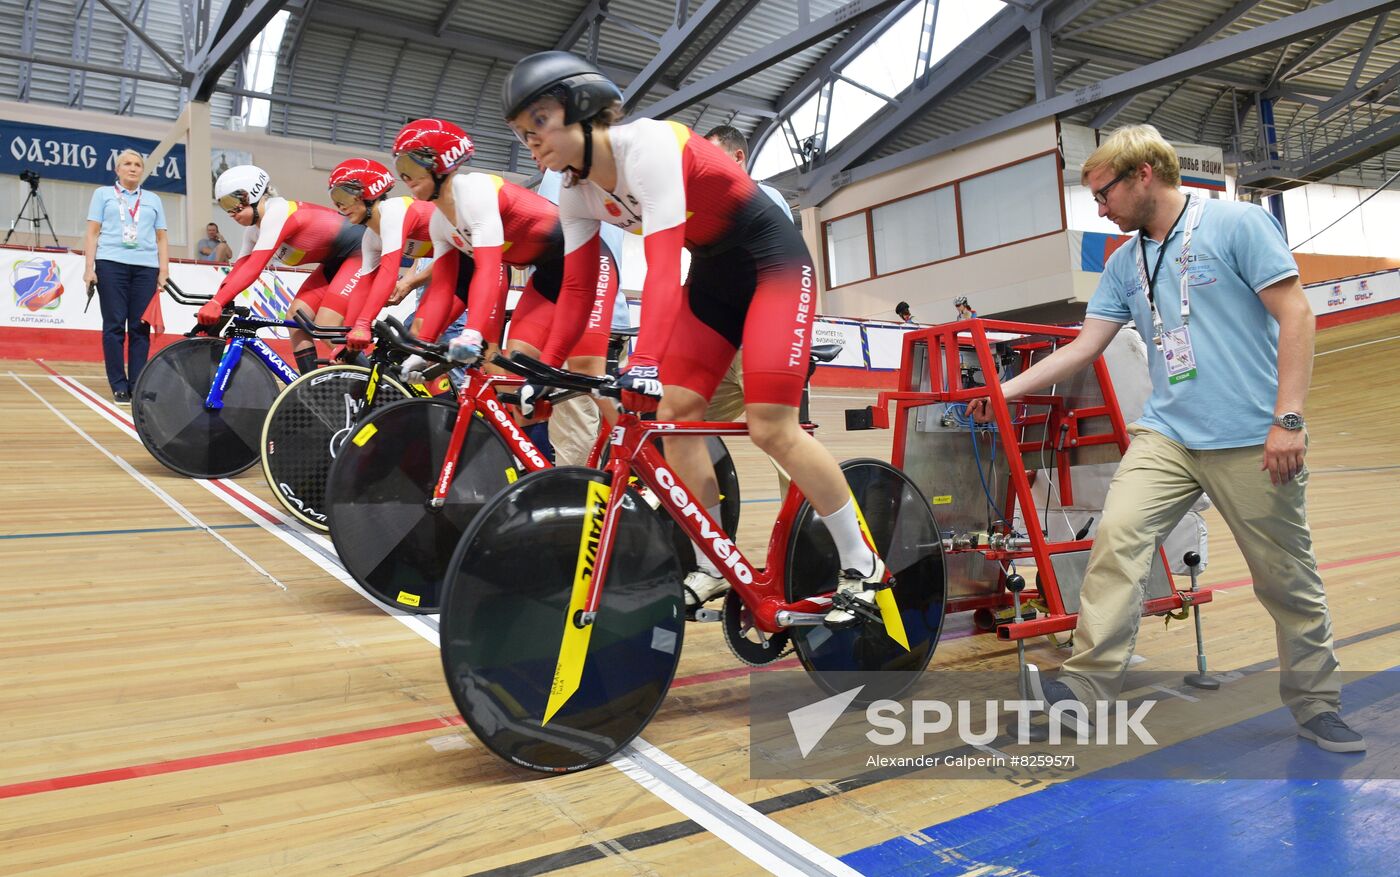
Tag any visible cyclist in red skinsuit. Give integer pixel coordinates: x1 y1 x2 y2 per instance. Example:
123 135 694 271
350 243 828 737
321 158 478 352
197 165 365 374
392 118 619 420
503 52 889 625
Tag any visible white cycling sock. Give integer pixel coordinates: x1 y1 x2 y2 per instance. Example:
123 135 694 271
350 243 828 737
820 498 876 576
692 503 724 577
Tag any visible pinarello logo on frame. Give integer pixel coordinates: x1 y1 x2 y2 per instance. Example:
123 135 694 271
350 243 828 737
10 258 64 312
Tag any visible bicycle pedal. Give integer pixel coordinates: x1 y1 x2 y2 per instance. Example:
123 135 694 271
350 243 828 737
829 591 884 626
689 608 722 623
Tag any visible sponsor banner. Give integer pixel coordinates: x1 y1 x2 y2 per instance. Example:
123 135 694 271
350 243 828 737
0 248 316 335
1304 268 1400 315
622 299 897 374
1176 143 1226 191
1061 123 1225 192
811 318 866 368
1 120 187 194
864 321 918 371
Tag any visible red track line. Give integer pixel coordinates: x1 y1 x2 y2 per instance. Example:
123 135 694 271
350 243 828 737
206 476 288 526
16 360 1400 799
4 545 1398 801
670 657 802 688
33 358 286 527
0 716 464 800
33 358 137 430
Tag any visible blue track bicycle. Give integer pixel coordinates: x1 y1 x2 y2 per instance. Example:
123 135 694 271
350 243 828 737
131 281 346 479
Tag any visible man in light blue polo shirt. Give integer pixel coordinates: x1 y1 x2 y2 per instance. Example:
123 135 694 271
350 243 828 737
969 125 1359 752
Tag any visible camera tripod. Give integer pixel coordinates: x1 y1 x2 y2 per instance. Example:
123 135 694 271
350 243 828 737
5 172 63 248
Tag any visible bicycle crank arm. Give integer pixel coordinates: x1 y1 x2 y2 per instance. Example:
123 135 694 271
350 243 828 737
688 608 722 623
774 610 830 627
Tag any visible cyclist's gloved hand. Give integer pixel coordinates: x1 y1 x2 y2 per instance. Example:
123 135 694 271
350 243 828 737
345 326 372 352
400 354 431 384
618 357 663 412
196 300 224 326
447 328 484 364
517 382 548 418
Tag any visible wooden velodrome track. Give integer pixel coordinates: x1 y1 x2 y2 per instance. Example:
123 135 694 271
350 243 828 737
2 314 1398 876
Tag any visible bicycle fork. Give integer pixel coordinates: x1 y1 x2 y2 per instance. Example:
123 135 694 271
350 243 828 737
204 338 246 410
542 461 630 725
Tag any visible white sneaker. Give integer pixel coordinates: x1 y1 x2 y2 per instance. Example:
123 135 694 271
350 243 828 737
683 570 729 608
823 555 887 628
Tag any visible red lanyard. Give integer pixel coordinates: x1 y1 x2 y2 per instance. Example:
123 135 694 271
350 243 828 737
114 184 142 224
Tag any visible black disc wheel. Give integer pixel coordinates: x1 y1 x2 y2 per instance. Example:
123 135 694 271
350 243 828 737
721 590 792 666
441 467 685 773
665 436 742 570
261 365 413 531
325 397 518 613
785 459 946 700
132 336 281 478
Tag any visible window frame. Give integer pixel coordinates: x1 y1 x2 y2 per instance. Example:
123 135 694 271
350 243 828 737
820 148 1068 290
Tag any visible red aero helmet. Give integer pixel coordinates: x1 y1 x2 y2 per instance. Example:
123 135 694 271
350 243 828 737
328 158 395 200
393 119 475 175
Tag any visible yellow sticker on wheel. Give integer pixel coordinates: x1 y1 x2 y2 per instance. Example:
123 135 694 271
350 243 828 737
931 495 953 505
543 480 609 725
852 494 910 652
352 423 377 446
397 591 421 608
505 467 518 484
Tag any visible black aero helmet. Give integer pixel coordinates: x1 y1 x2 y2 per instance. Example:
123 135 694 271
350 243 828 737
502 51 622 124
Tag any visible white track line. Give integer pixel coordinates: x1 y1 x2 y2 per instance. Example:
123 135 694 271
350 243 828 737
1315 332 1400 357
38 367 442 646
35 364 853 876
11 373 288 593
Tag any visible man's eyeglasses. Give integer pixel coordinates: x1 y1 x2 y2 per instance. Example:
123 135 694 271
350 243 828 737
1092 169 1134 205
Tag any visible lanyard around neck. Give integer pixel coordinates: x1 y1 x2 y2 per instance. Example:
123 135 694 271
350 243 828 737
114 184 142 224
1135 194 1202 336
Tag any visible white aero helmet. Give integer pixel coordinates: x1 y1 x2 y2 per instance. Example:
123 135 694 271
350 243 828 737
215 165 271 212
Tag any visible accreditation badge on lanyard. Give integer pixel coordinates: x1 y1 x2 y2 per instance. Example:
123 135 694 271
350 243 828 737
1136 194 1204 384
116 185 142 248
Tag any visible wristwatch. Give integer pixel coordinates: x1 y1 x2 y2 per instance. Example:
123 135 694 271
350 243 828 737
1273 412 1305 430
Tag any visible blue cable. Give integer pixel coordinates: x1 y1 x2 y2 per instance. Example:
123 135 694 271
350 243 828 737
966 414 1012 529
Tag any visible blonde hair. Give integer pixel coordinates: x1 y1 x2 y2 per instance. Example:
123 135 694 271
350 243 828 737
1081 124 1180 187
115 148 145 169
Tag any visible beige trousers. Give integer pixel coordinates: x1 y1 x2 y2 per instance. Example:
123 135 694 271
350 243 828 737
1058 426 1340 724
548 395 601 467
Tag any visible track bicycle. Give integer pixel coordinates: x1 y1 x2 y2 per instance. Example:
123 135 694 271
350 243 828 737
439 354 948 773
260 316 454 530
132 283 346 479
324 323 743 615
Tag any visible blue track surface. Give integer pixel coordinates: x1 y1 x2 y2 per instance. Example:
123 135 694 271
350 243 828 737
841 670 1400 876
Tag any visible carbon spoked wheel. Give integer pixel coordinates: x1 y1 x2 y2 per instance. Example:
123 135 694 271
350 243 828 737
665 436 742 570
261 365 412 531
441 467 685 773
132 337 281 478
324 397 517 613
785 459 946 700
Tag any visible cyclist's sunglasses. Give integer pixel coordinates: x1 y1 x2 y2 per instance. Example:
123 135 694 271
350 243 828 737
395 152 435 182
